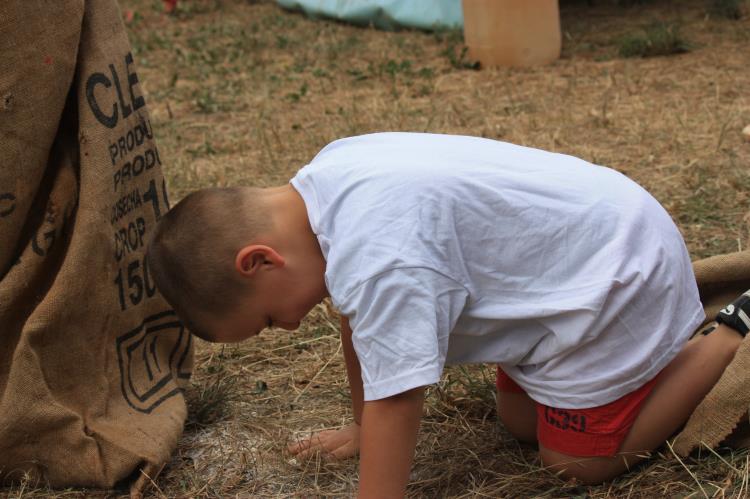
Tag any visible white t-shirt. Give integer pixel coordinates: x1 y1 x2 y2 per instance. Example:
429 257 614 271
290 132 704 409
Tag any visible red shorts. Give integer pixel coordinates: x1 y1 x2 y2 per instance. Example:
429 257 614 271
496 367 659 457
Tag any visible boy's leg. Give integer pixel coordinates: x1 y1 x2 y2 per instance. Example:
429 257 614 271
496 367 537 443
497 392 537 443
539 323 743 484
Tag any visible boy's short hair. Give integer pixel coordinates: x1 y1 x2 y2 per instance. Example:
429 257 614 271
146 187 269 341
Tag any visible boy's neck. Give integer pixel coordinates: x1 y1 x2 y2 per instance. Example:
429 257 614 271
264 184 325 268
264 184 312 236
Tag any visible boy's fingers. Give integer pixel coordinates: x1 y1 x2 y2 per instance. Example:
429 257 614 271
296 445 333 461
288 433 334 456
288 438 325 455
293 439 353 461
327 443 357 460
294 448 313 460
291 441 323 460
287 438 312 454
288 427 358 458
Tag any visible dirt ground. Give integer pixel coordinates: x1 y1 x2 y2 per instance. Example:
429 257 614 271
7 0 750 497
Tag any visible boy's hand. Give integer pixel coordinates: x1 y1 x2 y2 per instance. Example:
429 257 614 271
287 421 360 460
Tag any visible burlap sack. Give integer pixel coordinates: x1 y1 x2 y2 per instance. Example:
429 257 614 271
673 250 750 455
0 0 192 491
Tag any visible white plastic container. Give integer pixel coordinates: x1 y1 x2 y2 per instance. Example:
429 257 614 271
462 0 562 67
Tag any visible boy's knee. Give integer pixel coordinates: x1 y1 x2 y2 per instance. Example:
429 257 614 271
539 445 631 485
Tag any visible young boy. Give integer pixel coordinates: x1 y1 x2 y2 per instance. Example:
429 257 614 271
147 132 749 496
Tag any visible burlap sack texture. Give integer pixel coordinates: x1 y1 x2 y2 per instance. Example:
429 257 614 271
0 0 192 492
673 250 750 456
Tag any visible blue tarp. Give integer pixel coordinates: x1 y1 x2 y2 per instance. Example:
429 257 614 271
276 0 463 31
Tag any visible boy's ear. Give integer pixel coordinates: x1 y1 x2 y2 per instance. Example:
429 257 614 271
235 245 285 277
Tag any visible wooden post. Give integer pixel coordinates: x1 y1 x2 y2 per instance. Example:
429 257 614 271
462 0 562 67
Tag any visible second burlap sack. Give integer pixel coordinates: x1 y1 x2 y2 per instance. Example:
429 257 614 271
673 250 750 455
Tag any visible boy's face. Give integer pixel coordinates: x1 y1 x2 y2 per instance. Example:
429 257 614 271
212 265 327 343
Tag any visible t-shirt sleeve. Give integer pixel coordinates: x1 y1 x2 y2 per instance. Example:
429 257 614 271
338 268 469 401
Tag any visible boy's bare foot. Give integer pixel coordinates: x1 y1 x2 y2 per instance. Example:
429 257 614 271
288 421 360 460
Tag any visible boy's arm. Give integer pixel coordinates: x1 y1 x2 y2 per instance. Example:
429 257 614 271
341 316 364 424
287 316 363 459
343 315 425 496
343 306 423 496
359 387 424 499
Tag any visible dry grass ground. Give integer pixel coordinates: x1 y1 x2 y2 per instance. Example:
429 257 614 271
6 0 750 497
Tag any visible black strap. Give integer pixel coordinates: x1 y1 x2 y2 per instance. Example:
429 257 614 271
716 291 750 337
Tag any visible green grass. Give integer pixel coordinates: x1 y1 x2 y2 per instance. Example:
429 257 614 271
618 22 692 57
185 351 239 428
434 28 480 70
710 0 746 19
